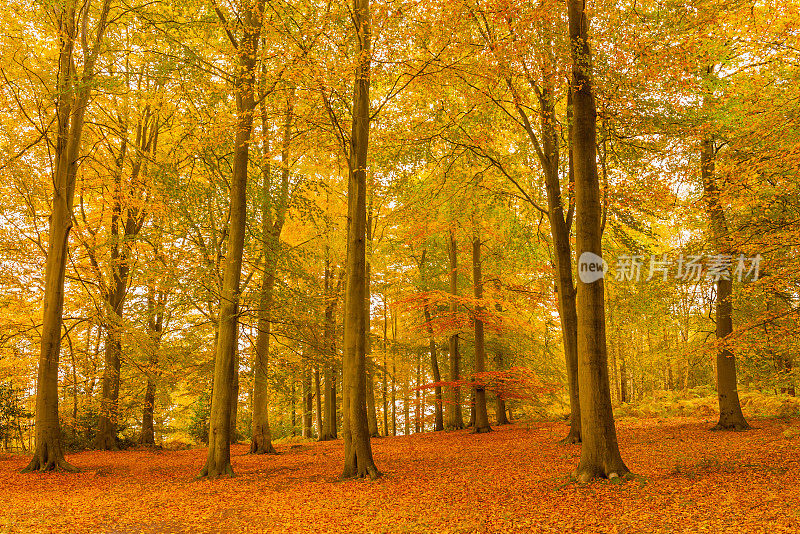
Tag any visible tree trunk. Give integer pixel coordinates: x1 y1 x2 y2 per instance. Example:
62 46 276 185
303 365 313 438
291 381 297 436
471 230 492 433
382 300 389 435
199 1 265 478
230 348 240 443
445 229 464 430
568 0 629 482
391 309 397 436
701 134 750 431
423 303 444 430
24 0 111 473
250 83 294 454
319 255 339 441
140 288 165 445
314 366 323 436
494 352 510 425
340 0 379 480
415 350 422 433
403 363 411 435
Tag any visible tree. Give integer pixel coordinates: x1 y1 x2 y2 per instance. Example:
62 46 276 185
199 0 265 479
701 132 749 431
568 0 628 482
340 0 380 480
471 227 492 434
250 86 294 454
445 229 464 430
23 0 111 473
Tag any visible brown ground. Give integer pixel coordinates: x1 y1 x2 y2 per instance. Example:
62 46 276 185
0 417 798 533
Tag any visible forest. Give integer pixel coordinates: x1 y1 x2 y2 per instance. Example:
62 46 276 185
1 0 799 532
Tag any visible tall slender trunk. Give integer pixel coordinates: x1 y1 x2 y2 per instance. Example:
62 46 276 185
471 229 491 433
24 0 111 473
314 366 323 436
445 230 464 430
250 85 293 454
303 364 313 438
569 0 628 482
320 255 339 441
140 287 165 445
423 303 444 430
365 210 379 437
340 0 379 479
415 350 421 433
403 361 411 435
701 133 749 431
200 0 265 478
493 351 510 425
391 308 397 436
382 299 389 435
95 99 157 451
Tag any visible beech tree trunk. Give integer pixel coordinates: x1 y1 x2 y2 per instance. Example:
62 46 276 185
24 0 111 473
701 134 750 431
391 310 398 436
251 84 293 454
319 255 340 441
314 367 323 436
303 364 313 438
365 214 380 437
340 0 379 480
200 0 265 478
423 303 444 431
493 352 510 425
140 287 165 445
382 300 390 435
95 97 157 451
445 229 464 430
568 0 629 482
471 230 492 433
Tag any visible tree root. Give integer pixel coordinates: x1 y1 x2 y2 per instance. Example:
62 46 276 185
710 421 750 432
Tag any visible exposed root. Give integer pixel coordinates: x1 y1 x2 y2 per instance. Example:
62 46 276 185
558 430 582 445
249 443 278 455
710 421 750 432
575 464 631 484
196 462 235 480
471 426 493 434
21 455 79 474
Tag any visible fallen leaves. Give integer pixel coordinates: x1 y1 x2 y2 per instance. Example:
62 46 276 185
0 417 798 533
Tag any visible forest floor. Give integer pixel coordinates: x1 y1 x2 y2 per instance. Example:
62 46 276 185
0 416 798 533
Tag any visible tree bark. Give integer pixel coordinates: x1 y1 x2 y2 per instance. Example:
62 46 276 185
423 303 444 431
140 287 165 445
319 255 340 441
340 0 380 480
568 0 629 482
445 229 464 430
701 134 750 431
303 364 313 438
250 84 294 454
382 299 390 435
199 0 265 478
24 0 111 473
493 352 510 425
471 230 492 433
314 366 323 436
365 212 379 437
